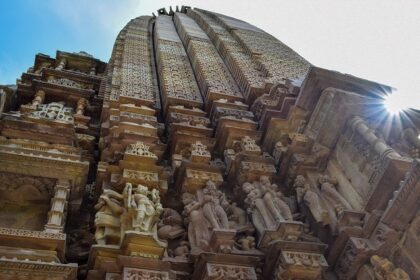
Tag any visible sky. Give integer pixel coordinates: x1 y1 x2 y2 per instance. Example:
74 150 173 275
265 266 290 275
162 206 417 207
0 0 419 110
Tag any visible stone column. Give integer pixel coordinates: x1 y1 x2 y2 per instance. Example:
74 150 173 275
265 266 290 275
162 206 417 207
32 90 46 107
44 179 70 233
90 64 97 75
55 58 67 70
75 98 89 115
20 89 46 113
349 116 400 158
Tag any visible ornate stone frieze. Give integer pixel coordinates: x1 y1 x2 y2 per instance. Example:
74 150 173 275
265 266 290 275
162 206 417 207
0 227 66 240
49 77 84 89
123 267 170 280
125 141 158 159
205 263 257 279
273 251 328 280
27 102 74 123
0 258 77 279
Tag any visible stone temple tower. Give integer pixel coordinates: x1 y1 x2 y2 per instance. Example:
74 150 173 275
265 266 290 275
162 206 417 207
0 5 419 280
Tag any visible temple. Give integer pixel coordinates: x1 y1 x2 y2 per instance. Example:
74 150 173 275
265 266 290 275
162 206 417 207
0 6 419 280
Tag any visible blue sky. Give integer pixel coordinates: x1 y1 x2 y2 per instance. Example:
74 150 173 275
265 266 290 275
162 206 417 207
0 0 419 110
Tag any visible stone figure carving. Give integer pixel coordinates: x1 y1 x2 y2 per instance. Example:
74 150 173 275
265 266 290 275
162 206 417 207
242 177 293 236
94 183 164 245
182 192 211 249
357 255 410 280
181 181 236 250
158 208 185 240
94 189 125 245
293 175 328 224
225 202 247 229
243 182 273 235
169 240 190 260
318 175 352 216
201 180 230 229
75 98 89 115
259 176 293 221
124 183 163 233
235 235 256 251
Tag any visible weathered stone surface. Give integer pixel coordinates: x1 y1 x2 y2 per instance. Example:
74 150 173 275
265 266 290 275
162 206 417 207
0 5 419 280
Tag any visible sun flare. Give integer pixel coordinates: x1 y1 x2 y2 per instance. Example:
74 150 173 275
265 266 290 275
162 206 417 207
383 92 408 115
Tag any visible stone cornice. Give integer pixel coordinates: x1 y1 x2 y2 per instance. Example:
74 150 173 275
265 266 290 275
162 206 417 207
0 258 77 279
0 228 65 240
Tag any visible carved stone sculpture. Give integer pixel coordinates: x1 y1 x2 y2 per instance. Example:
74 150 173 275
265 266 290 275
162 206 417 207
225 202 248 229
182 192 211 249
94 189 125 245
357 255 411 280
124 183 163 233
94 183 165 245
75 98 89 115
293 175 329 224
201 180 230 229
158 208 185 240
241 175 306 247
169 240 190 259
259 176 293 221
235 235 256 251
318 175 352 216
243 181 274 235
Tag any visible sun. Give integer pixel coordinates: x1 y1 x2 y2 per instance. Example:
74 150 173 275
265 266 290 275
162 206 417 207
383 92 408 115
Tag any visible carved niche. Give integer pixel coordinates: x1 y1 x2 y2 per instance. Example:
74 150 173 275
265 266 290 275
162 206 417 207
0 172 56 231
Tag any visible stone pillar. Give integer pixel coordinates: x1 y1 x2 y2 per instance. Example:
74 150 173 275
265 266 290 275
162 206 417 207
55 58 67 70
90 64 97 75
32 90 46 107
76 98 89 115
349 116 400 158
44 179 70 233
20 89 46 113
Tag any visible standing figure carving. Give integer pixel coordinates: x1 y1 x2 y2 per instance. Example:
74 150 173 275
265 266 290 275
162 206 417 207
201 180 230 229
95 183 163 239
182 192 211 250
242 177 293 237
243 182 272 235
293 175 328 224
318 175 352 216
94 189 125 245
259 176 293 221
124 183 163 233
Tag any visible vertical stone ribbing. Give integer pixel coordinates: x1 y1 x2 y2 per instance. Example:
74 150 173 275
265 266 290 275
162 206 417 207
188 9 266 104
174 12 244 112
190 9 311 105
110 16 161 110
154 15 203 115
